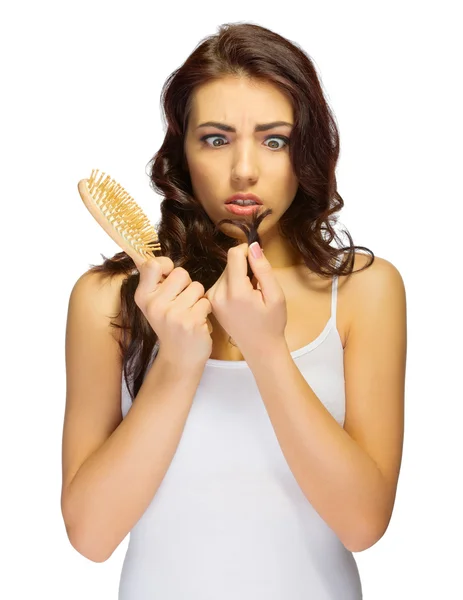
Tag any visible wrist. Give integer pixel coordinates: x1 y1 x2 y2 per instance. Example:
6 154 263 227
242 336 289 365
155 349 207 377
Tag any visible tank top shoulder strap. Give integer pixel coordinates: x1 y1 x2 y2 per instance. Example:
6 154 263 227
330 252 344 329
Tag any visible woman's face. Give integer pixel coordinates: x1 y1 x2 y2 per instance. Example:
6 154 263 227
183 76 299 243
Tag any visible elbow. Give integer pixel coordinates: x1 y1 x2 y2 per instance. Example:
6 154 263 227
345 481 394 552
344 516 389 553
62 493 113 563
345 530 384 553
67 524 112 563
62 509 112 563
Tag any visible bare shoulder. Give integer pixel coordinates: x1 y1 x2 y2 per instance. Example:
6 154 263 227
341 252 406 345
344 252 406 298
73 270 129 345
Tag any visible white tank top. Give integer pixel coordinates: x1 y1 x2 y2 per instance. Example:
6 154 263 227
119 265 363 599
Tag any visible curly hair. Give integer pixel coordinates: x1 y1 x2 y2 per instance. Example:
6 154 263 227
86 22 374 402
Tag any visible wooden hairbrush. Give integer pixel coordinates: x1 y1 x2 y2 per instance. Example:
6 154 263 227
77 168 214 334
77 169 162 267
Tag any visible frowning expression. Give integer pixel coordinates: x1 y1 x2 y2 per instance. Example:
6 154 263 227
184 75 299 239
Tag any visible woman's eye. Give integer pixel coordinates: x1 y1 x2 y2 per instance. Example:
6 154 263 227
264 137 289 149
201 135 226 147
200 135 289 150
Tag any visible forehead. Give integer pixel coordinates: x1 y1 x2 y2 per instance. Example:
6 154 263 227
189 76 293 125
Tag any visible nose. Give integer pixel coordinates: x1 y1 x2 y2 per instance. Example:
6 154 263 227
231 142 258 183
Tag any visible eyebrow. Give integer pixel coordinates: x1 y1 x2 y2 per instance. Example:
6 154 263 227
196 120 294 132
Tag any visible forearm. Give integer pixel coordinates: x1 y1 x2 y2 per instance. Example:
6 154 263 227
62 353 205 562
245 342 389 553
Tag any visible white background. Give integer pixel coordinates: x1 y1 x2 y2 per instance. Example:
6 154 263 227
1 1 462 598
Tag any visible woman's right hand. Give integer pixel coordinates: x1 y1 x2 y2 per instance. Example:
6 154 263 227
133 256 213 368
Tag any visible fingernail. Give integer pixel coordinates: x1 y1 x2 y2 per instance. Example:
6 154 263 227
250 242 262 258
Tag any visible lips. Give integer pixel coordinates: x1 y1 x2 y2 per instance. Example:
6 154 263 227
225 203 261 215
225 193 263 205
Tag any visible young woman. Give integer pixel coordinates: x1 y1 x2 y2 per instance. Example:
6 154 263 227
61 22 407 600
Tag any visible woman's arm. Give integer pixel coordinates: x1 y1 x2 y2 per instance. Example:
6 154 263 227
245 258 406 553
61 272 206 563
62 354 205 562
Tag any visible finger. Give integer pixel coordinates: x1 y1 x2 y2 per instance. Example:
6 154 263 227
247 248 282 304
136 256 174 298
138 255 174 277
190 299 213 333
226 243 253 296
204 259 227 299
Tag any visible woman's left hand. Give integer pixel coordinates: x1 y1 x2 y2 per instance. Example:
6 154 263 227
204 242 287 354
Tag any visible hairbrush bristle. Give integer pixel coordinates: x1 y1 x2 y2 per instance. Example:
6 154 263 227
86 169 162 259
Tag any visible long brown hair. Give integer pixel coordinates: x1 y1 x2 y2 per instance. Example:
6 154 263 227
87 22 374 402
